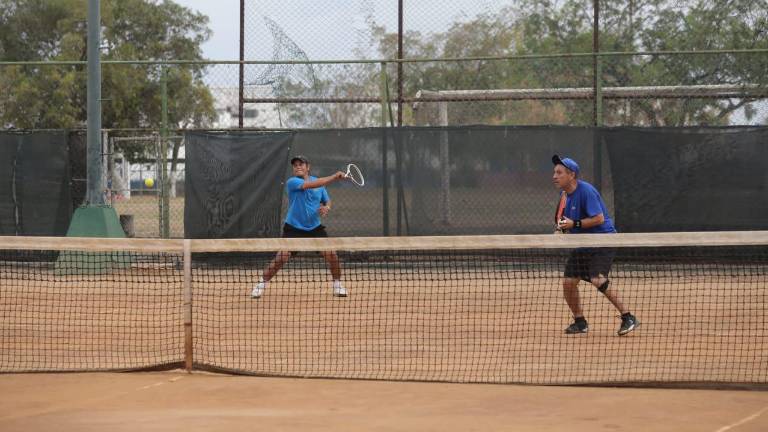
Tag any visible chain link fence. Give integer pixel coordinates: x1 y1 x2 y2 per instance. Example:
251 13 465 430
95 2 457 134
3 0 768 238
104 132 185 238
4 55 767 131
2 50 768 237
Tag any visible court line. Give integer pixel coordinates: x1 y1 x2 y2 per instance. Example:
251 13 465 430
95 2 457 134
137 375 184 391
714 405 768 432
0 374 188 422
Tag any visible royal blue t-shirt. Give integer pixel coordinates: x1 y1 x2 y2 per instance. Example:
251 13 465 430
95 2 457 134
284 176 330 231
563 180 616 234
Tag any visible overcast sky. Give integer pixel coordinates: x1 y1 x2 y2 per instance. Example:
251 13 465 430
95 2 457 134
174 0 502 60
171 1 764 125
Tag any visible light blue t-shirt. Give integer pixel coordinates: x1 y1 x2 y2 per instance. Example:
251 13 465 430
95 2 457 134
563 180 616 234
284 176 330 231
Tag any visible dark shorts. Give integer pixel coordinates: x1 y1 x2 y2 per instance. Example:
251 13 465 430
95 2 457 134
564 248 615 281
282 223 329 238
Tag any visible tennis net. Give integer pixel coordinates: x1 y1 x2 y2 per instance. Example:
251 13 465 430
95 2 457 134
1 233 766 387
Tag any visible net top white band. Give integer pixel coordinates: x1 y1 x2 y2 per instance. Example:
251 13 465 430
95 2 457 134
2 231 768 253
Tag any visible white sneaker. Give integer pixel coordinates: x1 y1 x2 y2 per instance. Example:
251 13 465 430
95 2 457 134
332 281 347 297
251 280 266 298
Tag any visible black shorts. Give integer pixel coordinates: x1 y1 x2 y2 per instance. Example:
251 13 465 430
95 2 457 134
564 248 615 281
282 223 329 238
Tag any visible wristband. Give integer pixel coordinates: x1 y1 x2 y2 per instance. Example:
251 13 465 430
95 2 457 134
574 220 582 229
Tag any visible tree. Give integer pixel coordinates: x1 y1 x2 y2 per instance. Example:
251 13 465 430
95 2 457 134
0 0 216 130
361 0 768 127
276 63 385 128
511 0 768 126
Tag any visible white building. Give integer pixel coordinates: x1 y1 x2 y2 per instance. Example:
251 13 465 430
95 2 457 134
210 86 283 129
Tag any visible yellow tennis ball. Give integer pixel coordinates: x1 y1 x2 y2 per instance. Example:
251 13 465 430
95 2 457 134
144 178 154 188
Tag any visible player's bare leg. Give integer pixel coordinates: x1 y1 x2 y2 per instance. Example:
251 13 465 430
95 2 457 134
322 250 346 297
563 277 588 333
563 277 583 317
264 251 291 281
590 275 639 336
590 275 628 314
251 251 291 298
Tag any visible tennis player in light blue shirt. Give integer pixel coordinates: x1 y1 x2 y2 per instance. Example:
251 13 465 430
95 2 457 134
252 155 348 299
552 154 638 336
284 175 331 231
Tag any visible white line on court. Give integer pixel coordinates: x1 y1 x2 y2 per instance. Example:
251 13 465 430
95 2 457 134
137 375 184 390
714 405 768 432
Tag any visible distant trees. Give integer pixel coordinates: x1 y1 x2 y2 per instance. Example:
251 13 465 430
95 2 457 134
2 0 766 129
279 0 768 127
390 0 768 126
0 0 216 129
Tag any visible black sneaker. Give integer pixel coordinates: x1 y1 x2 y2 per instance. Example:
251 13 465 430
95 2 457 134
564 319 589 334
617 313 639 336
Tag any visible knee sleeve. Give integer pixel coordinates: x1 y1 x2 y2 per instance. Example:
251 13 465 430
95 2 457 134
597 279 610 294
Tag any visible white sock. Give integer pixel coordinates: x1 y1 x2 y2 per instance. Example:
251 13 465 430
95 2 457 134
333 279 342 288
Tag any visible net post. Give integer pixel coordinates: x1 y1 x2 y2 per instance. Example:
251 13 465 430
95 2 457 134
183 239 193 372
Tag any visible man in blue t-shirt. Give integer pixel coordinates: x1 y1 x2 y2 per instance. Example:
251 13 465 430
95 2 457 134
252 155 348 299
552 155 639 336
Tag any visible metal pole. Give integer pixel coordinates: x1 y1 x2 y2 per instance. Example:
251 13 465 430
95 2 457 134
395 0 405 234
238 0 245 128
102 129 110 203
161 67 170 238
397 0 403 127
593 0 603 191
156 134 163 236
438 101 450 225
593 0 601 126
86 0 103 205
379 63 390 236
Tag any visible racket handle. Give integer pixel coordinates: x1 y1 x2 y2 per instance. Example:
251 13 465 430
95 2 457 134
555 218 568 234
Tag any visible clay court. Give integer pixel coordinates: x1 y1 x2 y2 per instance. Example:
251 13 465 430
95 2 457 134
1 372 768 431
3 256 766 382
2 235 767 431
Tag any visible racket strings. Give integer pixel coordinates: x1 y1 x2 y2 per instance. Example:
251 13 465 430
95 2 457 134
345 164 364 186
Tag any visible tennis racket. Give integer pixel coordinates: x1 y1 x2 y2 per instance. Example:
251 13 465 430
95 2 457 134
344 163 365 187
554 191 567 234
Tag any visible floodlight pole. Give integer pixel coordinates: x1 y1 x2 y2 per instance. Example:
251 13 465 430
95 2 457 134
397 0 404 127
65 0 123 238
238 0 245 128
86 0 103 205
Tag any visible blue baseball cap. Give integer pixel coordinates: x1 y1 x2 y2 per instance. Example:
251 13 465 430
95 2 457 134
552 155 579 174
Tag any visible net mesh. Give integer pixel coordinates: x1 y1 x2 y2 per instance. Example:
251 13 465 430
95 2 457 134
1 246 183 371
1 233 766 387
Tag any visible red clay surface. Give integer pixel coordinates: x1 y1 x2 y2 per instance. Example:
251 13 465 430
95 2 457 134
1 372 767 432
4 269 765 384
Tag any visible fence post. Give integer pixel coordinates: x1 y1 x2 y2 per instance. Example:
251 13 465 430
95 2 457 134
379 62 390 236
592 0 603 191
438 101 451 226
160 66 170 238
